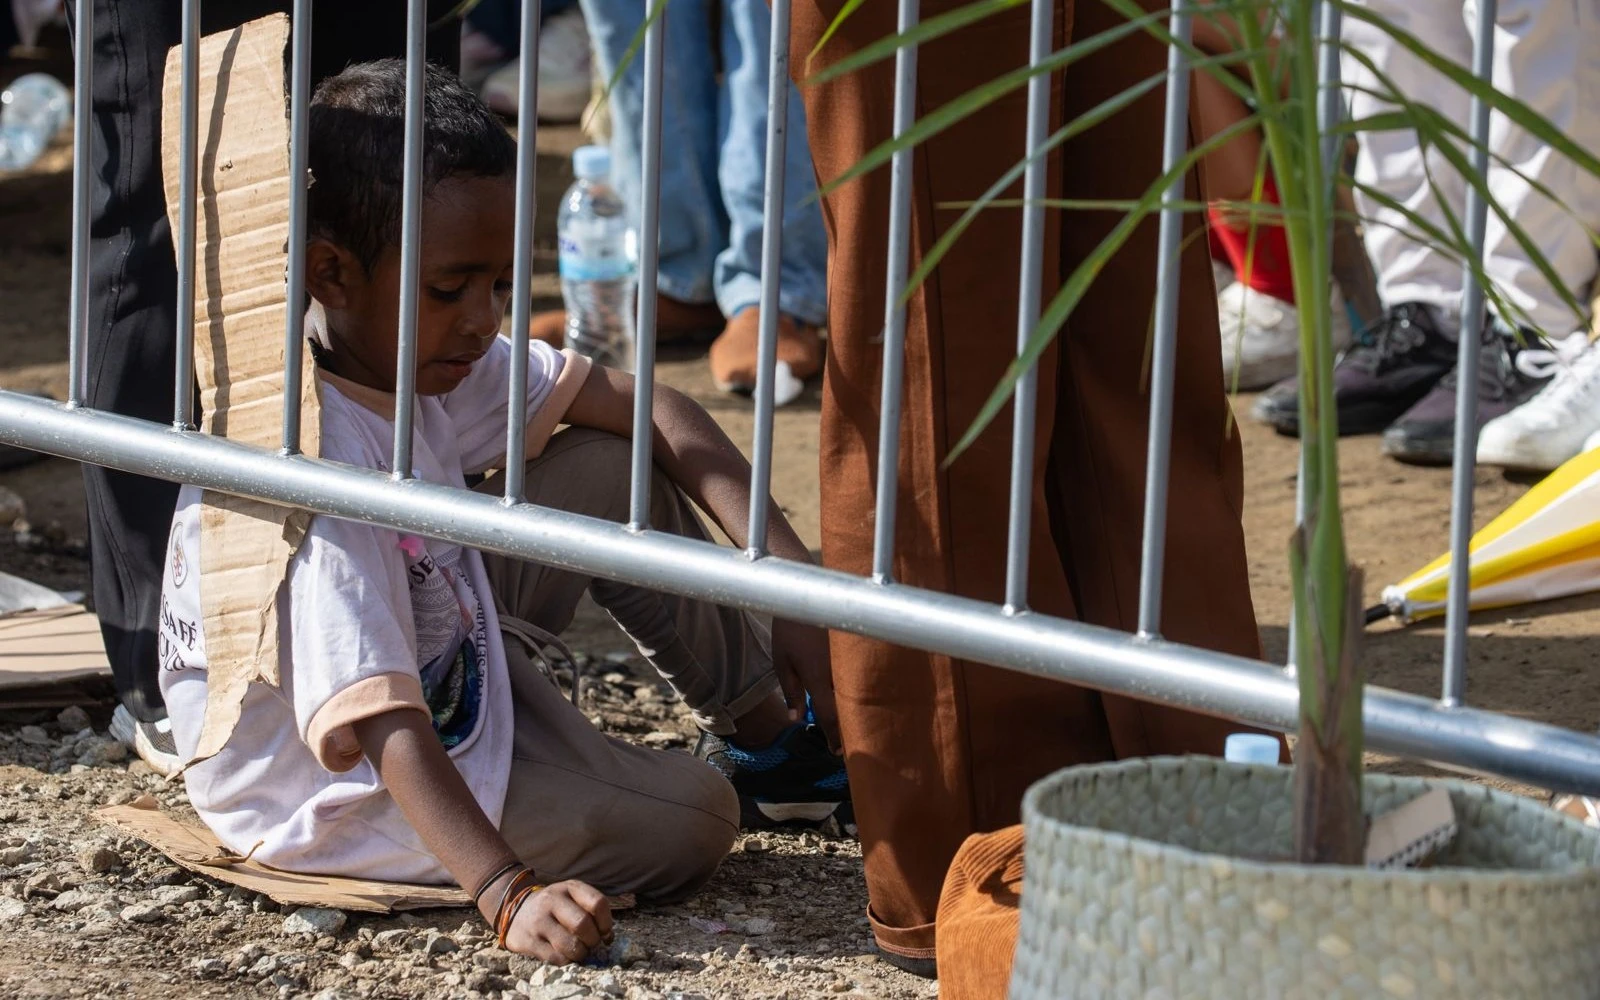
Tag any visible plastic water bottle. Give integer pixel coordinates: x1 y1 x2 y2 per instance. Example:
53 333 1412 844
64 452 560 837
0 73 70 172
558 145 637 369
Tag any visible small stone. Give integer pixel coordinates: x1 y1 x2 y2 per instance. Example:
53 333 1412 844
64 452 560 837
23 871 61 899
827 981 851 994
603 651 632 665
443 972 464 987
56 706 92 732
311 991 354 1000
0 843 32 866
741 837 769 854
596 973 624 997
464 970 496 992
0 485 25 524
372 928 412 950
741 916 776 936
18 726 51 747
121 901 164 924
422 930 460 955
534 986 590 1000
154 884 203 906
283 906 347 937
474 949 513 974
79 845 123 873
51 888 101 912
0 897 26 919
751 882 774 897
639 732 681 747
192 957 228 979
612 935 648 967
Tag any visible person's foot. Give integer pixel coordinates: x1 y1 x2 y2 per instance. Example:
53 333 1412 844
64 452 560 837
109 704 181 777
877 951 939 980
481 7 593 124
1251 302 1457 436
708 308 823 404
528 309 565 348
654 295 724 344
1477 335 1600 472
1217 281 1351 391
694 722 852 830
1382 325 1570 466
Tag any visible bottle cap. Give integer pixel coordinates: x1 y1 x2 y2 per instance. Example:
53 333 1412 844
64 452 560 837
1223 733 1282 765
572 145 611 180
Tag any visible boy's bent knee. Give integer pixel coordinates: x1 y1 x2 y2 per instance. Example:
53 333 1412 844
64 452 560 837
639 757 740 901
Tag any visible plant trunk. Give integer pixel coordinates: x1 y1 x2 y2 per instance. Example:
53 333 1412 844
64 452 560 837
1292 558 1368 865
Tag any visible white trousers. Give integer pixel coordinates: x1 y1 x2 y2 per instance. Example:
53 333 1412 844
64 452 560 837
1343 0 1600 335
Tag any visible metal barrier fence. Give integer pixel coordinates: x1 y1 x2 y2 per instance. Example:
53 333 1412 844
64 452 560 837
6 0 1600 794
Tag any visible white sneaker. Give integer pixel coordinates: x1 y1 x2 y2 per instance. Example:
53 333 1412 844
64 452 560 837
1477 335 1600 472
109 704 182 777
483 7 592 124
1218 281 1352 391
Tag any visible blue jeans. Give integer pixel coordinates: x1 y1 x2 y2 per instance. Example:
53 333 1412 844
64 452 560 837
579 0 828 324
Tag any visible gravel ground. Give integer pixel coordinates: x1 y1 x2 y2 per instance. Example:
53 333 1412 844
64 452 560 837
0 666 929 1000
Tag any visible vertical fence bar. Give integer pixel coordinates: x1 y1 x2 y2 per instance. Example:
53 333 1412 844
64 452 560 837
1003 0 1052 613
628 0 668 529
870 0 920 584
1290 0 1343 670
172 0 200 430
66 0 92 407
1441 0 1498 707
281 0 313 454
745 0 793 557
393 0 427 481
504 0 543 503
1134 0 1193 638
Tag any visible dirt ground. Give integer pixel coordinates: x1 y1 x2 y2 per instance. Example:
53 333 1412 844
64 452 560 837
2 112 1598 998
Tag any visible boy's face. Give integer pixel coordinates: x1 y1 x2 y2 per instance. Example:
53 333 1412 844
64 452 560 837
308 174 518 396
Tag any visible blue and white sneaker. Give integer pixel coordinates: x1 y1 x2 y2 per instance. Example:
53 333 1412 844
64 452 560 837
695 721 853 831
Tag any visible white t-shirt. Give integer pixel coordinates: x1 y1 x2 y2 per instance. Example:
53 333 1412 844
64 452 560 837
159 335 591 883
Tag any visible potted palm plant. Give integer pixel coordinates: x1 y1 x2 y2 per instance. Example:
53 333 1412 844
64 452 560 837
804 0 1600 993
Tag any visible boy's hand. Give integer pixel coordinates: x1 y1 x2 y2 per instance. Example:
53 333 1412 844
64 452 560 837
504 880 615 965
770 619 841 752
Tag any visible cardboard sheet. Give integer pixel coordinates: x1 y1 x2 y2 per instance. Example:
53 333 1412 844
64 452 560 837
0 606 112 705
159 14 322 764
97 799 472 914
96 799 638 915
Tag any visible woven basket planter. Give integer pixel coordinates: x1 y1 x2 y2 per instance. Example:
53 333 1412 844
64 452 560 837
1010 756 1600 999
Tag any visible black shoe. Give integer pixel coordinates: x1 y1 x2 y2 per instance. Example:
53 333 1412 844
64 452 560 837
1251 302 1459 437
695 723 853 830
1382 323 1562 465
877 950 938 979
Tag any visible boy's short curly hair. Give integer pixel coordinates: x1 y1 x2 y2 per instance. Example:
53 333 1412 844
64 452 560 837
308 59 517 271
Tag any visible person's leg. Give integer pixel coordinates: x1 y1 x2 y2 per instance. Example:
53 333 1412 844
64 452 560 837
709 0 827 327
494 636 740 900
703 0 828 395
1473 0 1600 336
579 0 723 313
479 429 783 736
1341 0 1472 318
67 0 459 735
69 0 182 726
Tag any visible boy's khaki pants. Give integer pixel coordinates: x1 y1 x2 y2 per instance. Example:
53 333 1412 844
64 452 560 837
477 429 781 900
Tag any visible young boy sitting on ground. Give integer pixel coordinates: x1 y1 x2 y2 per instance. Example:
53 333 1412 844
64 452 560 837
158 60 847 965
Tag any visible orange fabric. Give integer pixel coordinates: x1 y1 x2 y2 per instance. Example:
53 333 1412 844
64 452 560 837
936 826 1026 1000
792 0 1283 960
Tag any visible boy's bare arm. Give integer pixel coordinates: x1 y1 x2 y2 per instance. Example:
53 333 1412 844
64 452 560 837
352 709 613 963
562 365 811 563
560 365 839 745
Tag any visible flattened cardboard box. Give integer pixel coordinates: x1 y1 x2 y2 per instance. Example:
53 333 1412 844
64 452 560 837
160 14 321 763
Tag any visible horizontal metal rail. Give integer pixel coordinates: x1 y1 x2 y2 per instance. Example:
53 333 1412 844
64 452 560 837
5 387 1600 795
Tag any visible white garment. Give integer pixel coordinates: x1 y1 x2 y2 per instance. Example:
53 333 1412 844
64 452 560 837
159 336 586 883
1342 0 1600 334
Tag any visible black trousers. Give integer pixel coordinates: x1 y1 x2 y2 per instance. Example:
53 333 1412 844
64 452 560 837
67 0 460 721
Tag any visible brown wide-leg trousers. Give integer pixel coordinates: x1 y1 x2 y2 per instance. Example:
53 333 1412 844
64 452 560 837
793 0 1268 961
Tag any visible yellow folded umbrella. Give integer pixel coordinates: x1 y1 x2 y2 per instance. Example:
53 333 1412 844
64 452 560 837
1374 447 1600 624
